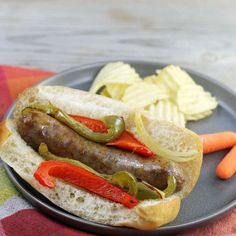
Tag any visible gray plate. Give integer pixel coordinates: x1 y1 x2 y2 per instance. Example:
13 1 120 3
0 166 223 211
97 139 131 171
3 61 236 235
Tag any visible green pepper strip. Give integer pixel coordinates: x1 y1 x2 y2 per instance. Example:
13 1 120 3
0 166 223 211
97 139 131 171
106 171 138 196
38 143 99 175
38 143 172 199
95 85 106 95
23 103 125 143
38 143 137 196
137 180 165 199
163 176 177 197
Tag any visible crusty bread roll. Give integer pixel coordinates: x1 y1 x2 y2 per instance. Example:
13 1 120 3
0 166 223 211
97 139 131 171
0 86 202 230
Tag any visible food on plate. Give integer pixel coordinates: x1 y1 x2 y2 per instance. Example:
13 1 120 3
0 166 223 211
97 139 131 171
155 65 195 91
121 82 169 109
200 132 236 180
34 160 139 208
145 100 186 128
90 62 218 127
200 132 236 154
176 84 217 120
0 86 202 229
107 84 128 100
216 145 236 180
89 62 141 95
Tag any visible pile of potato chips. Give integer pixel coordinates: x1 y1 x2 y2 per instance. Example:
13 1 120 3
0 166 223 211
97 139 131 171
90 62 218 127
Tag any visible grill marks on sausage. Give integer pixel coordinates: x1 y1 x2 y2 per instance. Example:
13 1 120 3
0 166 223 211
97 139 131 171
16 110 184 191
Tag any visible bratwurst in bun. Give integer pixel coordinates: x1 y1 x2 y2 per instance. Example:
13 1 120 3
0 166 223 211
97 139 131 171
0 86 202 229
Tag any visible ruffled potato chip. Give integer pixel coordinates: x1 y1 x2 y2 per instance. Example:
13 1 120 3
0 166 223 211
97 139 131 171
90 62 218 123
185 110 213 121
90 62 141 93
144 75 169 94
106 84 128 100
146 100 186 127
177 84 217 115
143 75 158 84
122 82 169 109
156 65 195 93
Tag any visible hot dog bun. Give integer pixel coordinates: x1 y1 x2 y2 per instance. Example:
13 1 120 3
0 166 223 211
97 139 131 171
0 86 202 229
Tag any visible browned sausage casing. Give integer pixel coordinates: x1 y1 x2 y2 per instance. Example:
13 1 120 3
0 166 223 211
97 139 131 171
16 110 184 190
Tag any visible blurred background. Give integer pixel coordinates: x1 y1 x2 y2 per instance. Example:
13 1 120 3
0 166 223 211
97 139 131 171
0 0 236 86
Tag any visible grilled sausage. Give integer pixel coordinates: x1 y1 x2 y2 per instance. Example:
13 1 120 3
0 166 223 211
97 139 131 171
16 110 184 190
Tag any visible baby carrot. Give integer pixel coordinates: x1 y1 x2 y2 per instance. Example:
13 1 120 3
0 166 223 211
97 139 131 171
216 145 236 180
200 132 236 154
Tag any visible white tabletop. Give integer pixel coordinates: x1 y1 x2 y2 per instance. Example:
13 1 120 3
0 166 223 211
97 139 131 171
1 0 236 89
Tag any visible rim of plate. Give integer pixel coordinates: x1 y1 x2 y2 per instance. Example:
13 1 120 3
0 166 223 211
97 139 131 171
3 60 236 234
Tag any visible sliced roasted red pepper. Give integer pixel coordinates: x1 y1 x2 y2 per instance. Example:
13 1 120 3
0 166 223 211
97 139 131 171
107 131 155 157
70 114 154 158
34 160 139 208
69 114 107 133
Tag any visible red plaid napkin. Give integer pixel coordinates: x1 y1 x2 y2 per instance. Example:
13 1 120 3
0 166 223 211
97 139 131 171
0 65 235 236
